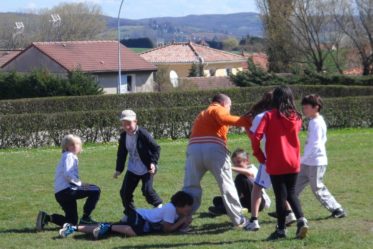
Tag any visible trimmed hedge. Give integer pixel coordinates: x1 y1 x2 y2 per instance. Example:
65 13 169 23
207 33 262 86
1 85 373 115
1 96 372 148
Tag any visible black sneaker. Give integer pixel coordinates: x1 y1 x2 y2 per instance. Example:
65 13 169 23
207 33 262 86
296 218 309 239
79 216 98 225
268 212 277 218
36 211 49 231
267 228 287 241
332 208 346 218
208 206 226 216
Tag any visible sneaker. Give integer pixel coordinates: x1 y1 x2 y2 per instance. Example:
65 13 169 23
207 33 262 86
285 212 297 227
59 223 76 238
120 215 128 223
36 211 49 231
244 219 260 231
156 204 163 208
296 218 309 239
267 227 287 240
332 208 346 218
268 212 277 219
208 206 226 216
93 223 111 240
236 217 249 229
79 216 98 225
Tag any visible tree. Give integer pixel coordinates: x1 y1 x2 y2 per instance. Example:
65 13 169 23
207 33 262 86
333 0 373 75
256 0 295 73
37 2 106 41
188 63 204 77
222 37 239 51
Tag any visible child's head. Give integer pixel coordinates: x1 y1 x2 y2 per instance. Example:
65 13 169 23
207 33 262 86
61 134 82 155
301 94 323 118
212 93 232 113
249 91 273 117
120 109 137 133
272 85 301 118
231 148 250 168
171 191 194 216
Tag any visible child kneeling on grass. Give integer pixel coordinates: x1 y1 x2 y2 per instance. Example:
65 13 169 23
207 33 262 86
59 191 193 239
36 134 101 231
208 148 271 216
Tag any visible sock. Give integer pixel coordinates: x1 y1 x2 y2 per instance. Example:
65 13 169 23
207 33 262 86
250 217 258 222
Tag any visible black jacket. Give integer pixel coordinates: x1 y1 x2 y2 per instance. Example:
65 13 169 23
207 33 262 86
116 127 161 173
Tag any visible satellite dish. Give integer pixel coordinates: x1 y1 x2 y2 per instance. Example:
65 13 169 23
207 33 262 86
169 70 179 87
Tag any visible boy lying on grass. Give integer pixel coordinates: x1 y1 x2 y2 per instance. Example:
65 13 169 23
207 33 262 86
59 191 193 239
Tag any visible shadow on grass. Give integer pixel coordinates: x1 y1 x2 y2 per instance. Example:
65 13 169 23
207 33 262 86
0 227 58 234
111 239 255 249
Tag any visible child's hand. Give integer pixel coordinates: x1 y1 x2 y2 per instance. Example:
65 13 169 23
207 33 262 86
185 215 193 225
149 163 156 175
113 171 121 179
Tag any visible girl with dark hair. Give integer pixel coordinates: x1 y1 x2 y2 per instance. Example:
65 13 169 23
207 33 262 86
250 86 308 240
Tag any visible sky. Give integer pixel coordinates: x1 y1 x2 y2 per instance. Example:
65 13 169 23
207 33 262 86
1 0 259 19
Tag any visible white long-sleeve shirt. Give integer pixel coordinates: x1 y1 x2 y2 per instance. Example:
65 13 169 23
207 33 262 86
301 115 328 166
54 152 82 193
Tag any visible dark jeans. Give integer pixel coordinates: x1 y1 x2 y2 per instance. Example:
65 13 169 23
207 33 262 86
270 173 304 230
120 171 163 215
213 174 265 213
51 184 101 226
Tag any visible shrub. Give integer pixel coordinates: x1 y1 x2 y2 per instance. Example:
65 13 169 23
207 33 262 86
1 96 372 148
1 85 372 115
0 70 103 100
231 60 373 87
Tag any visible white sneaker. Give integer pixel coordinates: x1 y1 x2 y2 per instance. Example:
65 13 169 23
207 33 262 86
285 212 297 226
120 215 128 223
235 217 249 229
156 204 163 208
244 220 260 231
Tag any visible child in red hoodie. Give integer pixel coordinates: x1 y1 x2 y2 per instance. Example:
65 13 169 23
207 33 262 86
250 86 308 240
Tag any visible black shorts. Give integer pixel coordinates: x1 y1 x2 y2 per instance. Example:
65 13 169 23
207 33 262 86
120 210 162 235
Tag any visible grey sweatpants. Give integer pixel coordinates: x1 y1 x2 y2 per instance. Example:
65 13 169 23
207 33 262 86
295 164 342 212
182 143 243 226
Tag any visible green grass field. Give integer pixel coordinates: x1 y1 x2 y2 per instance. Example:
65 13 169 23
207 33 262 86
1 129 372 249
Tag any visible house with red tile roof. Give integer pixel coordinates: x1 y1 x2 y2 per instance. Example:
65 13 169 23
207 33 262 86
1 41 157 94
0 50 22 67
140 42 246 88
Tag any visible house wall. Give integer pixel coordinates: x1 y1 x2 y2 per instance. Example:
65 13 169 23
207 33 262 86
95 71 155 94
156 61 244 78
2 47 67 74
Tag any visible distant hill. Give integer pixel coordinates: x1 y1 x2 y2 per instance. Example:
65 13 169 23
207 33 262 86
104 12 263 42
0 11 263 47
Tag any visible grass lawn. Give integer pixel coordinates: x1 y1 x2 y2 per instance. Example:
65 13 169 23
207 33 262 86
0 129 372 249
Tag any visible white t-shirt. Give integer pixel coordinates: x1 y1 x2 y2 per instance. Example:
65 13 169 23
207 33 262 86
136 202 179 224
301 115 328 166
54 152 82 193
249 112 266 155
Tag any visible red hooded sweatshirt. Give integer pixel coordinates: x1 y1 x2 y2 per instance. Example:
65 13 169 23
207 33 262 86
251 109 302 175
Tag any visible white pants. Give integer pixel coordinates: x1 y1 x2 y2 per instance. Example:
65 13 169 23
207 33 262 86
295 164 342 212
182 143 243 226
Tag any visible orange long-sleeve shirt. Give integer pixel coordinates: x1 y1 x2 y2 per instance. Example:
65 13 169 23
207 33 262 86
189 103 252 146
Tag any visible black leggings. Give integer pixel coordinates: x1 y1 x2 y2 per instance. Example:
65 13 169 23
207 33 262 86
270 173 304 230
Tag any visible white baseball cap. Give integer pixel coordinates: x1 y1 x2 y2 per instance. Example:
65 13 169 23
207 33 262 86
120 109 137 121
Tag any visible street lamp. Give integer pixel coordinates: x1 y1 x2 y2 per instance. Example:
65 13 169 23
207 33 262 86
117 0 125 94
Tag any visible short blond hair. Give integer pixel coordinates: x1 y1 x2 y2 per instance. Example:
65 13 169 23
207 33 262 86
61 134 82 152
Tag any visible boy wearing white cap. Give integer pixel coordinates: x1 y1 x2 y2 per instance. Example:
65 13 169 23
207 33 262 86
114 110 163 222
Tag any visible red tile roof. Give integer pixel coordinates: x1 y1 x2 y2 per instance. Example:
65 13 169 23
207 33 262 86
140 42 246 64
242 52 268 71
2 41 157 73
0 50 22 67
